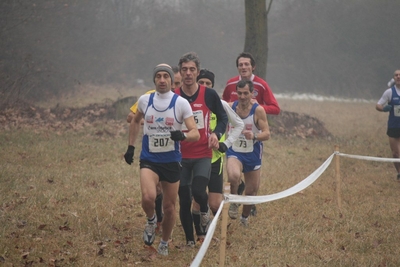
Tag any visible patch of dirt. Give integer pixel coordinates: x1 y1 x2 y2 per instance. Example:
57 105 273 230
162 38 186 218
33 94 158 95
268 111 332 138
0 99 332 139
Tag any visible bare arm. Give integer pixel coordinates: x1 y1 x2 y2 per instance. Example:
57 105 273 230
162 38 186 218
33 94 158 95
126 111 135 123
128 111 144 146
376 104 385 112
254 106 270 141
183 116 200 142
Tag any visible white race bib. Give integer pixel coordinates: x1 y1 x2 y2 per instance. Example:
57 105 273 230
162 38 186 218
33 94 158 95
148 133 175 153
181 110 205 131
232 135 253 153
394 105 400 117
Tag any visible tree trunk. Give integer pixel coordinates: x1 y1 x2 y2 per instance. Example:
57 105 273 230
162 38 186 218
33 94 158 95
244 0 269 79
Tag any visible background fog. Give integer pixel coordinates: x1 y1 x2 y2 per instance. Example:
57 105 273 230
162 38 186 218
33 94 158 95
1 0 398 102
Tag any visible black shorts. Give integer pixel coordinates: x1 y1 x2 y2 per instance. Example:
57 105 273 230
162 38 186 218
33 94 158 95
209 158 223 193
139 160 182 183
387 128 400 138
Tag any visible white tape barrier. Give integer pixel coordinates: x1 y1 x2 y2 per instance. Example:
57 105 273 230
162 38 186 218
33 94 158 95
336 152 400 162
190 153 334 267
190 151 398 267
190 200 225 267
227 153 335 205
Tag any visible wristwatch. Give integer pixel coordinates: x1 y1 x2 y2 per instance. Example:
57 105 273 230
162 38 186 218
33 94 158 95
253 133 258 141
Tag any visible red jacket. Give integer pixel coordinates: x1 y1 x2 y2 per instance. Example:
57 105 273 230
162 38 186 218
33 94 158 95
222 74 280 115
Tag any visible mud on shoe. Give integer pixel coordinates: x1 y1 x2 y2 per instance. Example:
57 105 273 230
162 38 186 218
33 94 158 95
143 221 157 246
228 203 239 219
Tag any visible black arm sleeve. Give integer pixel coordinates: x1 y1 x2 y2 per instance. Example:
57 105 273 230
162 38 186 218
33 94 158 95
204 88 228 138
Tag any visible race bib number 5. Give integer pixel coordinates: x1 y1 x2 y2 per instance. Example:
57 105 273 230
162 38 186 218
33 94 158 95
149 133 175 153
181 110 205 131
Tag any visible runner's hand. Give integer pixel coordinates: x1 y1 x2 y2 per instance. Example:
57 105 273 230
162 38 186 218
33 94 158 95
170 130 186 141
383 105 392 112
217 142 228 153
124 145 135 165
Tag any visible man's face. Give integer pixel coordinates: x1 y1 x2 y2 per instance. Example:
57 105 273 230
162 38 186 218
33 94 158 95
197 78 213 88
154 71 171 93
173 72 182 89
394 70 400 86
237 57 254 80
236 85 253 106
180 61 199 87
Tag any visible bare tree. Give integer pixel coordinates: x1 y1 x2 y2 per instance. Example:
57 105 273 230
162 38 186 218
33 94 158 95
244 0 273 79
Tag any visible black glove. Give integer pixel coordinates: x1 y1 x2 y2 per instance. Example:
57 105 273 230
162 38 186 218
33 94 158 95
217 142 228 153
170 130 186 141
383 105 392 112
124 145 135 165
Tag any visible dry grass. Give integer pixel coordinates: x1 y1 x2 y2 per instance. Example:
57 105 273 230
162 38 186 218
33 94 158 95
1 95 400 266
36 83 149 108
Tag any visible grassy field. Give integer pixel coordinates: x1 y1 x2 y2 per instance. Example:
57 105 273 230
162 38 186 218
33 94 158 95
1 94 400 266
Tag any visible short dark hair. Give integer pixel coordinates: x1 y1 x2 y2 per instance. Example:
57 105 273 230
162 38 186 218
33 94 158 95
178 52 200 70
171 66 179 74
236 80 254 92
236 52 256 68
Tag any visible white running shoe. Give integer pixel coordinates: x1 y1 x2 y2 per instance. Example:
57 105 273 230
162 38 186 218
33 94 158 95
157 243 168 256
143 220 157 246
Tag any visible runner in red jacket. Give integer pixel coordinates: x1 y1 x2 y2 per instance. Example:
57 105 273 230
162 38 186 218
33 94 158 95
222 52 280 115
222 52 280 216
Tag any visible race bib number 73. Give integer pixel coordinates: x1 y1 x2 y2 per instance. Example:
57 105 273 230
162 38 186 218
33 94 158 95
232 135 253 153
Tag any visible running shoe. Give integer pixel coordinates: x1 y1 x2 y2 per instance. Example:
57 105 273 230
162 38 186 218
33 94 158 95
186 240 196 248
143 221 157 246
200 209 211 234
240 216 249 227
157 243 168 256
228 203 239 219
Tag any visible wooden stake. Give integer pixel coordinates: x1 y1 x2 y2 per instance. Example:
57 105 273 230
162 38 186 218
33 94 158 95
335 145 342 211
219 182 230 267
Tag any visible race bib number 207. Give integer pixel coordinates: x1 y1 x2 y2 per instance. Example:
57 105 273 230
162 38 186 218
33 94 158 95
148 133 175 153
